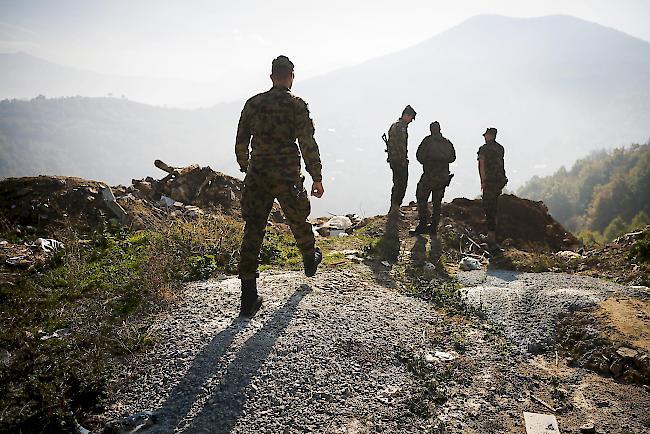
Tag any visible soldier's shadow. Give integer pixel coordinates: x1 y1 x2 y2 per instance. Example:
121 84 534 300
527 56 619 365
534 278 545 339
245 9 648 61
376 211 401 262
153 285 311 433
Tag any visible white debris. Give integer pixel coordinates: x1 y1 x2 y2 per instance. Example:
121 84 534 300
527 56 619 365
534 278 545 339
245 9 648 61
424 351 456 363
30 238 64 254
325 216 353 230
40 328 71 341
556 250 582 260
459 257 482 271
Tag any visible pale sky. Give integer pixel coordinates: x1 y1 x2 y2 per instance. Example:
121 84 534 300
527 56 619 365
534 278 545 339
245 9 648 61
1 0 649 83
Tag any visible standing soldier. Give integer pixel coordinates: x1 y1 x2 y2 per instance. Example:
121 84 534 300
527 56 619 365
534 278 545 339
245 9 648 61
385 105 416 214
414 121 456 235
477 127 508 250
235 55 324 318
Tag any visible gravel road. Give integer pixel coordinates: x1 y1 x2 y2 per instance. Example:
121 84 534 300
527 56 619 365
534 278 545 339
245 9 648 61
458 268 632 353
106 269 446 433
104 265 650 433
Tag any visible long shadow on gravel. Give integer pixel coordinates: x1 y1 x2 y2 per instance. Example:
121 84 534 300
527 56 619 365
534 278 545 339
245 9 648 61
177 285 311 433
150 318 248 432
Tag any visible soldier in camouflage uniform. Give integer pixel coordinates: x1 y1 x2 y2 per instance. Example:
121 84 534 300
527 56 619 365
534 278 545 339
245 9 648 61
235 55 324 317
414 121 456 235
477 127 507 250
386 105 416 213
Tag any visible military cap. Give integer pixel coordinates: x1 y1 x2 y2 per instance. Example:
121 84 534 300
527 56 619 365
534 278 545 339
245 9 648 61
402 105 416 119
272 55 294 72
483 127 497 137
430 121 440 132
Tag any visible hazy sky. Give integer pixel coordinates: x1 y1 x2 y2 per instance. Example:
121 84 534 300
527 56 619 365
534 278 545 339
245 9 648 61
1 0 650 83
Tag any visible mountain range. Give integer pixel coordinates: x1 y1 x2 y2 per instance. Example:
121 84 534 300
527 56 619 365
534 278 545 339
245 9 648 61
1 15 649 217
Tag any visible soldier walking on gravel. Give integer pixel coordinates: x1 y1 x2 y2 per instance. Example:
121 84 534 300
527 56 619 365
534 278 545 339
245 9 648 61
477 127 508 250
414 121 456 235
234 55 324 318
384 105 416 214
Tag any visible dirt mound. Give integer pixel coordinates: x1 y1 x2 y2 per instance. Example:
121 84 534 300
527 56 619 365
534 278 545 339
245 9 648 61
441 194 578 252
0 162 244 238
0 176 109 236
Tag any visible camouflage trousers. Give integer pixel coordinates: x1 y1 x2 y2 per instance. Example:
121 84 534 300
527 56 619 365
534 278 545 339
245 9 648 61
390 163 408 206
416 172 447 230
482 186 502 232
238 172 315 280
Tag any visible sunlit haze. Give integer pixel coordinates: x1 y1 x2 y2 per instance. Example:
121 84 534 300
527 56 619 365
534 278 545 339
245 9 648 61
1 0 649 103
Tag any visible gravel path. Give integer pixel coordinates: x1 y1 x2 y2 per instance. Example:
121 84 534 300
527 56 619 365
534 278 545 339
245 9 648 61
458 268 632 353
106 269 445 433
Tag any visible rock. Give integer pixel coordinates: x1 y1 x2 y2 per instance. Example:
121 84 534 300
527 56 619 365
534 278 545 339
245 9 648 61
615 346 638 359
459 257 482 271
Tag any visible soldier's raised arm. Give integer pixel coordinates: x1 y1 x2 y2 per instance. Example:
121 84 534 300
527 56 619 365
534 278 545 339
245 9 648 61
295 99 323 182
235 100 253 172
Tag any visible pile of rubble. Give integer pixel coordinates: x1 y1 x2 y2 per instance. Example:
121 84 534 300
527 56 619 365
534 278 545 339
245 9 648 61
0 160 244 236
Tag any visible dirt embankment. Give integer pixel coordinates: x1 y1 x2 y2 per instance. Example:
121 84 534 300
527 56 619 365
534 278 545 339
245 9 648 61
442 195 578 252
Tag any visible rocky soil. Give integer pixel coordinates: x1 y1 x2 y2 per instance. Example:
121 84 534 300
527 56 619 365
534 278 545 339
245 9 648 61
103 266 650 434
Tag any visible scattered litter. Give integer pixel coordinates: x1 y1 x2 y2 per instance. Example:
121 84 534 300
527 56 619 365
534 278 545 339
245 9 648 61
100 185 129 224
523 412 560 433
29 238 64 254
106 410 157 433
381 261 390 267
531 394 558 412
327 216 353 230
345 254 363 263
0 240 8 245
459 256 482 271
6 255 31 267
39 328 71 341
75 420 90 434
314 215 361 237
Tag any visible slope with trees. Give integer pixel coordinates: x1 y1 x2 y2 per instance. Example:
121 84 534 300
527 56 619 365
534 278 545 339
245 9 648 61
518 143 650 242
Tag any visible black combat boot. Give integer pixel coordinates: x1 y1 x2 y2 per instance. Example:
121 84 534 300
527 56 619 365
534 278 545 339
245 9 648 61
239 279 263 318
303 247 322 277
429 221 438 236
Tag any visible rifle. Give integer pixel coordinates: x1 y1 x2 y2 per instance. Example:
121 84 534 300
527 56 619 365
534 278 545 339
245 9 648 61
381 133 390 163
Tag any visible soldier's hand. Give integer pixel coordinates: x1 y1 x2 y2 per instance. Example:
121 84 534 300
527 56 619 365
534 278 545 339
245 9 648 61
311 181 324 198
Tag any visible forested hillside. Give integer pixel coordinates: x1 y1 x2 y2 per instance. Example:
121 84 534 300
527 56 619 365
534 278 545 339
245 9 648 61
518 143 650 242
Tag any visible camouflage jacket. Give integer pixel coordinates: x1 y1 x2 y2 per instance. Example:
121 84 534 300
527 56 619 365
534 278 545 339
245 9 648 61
416 133 456 174
235 85 322 182
387 119 409 167
477 140 507 188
